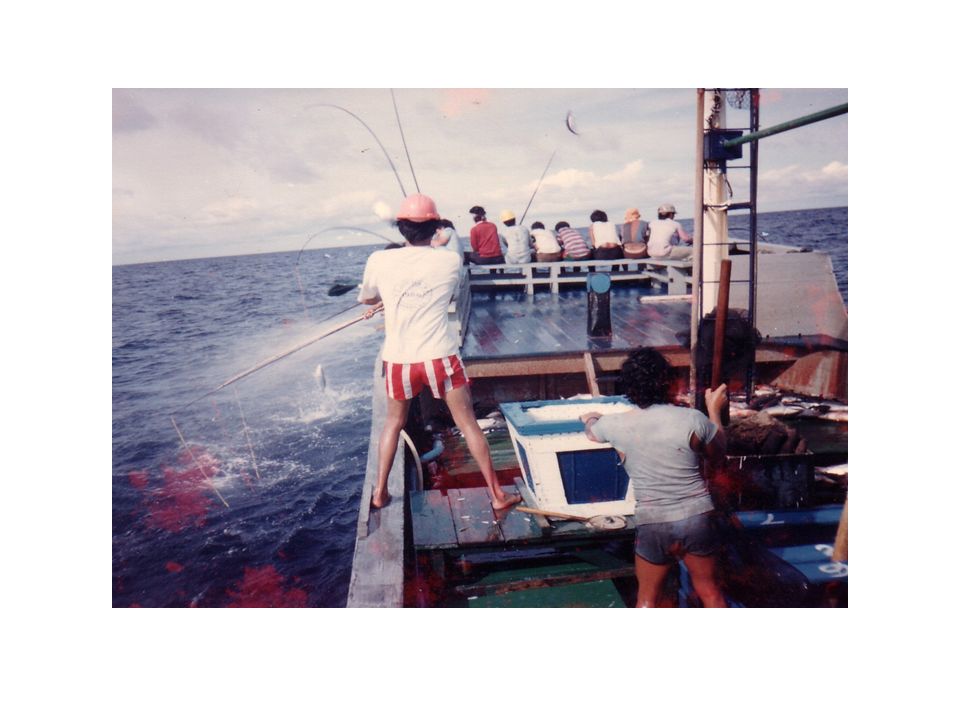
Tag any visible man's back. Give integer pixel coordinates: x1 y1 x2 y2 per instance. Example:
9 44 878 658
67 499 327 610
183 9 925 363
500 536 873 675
469 221 503 258
647 218 683 257
502 225 532 264
358 246 460 363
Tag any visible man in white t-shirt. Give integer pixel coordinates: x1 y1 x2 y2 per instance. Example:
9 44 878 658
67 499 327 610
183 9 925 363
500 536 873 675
358 193 521 512
499 209 532 264
647 203 693 259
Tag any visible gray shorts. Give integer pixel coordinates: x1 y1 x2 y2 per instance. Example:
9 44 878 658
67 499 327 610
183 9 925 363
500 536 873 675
634 511 719 564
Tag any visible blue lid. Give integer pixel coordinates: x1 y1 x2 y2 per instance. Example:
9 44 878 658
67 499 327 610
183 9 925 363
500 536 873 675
500 396 634 436
587 272 611 293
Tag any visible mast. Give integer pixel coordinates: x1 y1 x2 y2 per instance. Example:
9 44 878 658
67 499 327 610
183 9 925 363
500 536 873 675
701 90 731 316
690 90 705 395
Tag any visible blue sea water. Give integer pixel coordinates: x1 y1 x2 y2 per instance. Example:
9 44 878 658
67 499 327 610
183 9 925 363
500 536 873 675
112 205 847 607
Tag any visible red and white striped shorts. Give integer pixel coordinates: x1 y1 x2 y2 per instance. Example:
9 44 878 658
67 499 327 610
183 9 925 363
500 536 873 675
383 354 469 400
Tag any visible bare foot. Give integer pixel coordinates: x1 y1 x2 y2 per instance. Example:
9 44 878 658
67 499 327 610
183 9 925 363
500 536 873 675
371 489 391 509
491 493 522 511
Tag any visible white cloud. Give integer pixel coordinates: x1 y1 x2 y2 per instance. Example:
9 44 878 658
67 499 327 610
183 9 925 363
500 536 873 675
819 161 848 180
372 200 393 221
113 89 847 263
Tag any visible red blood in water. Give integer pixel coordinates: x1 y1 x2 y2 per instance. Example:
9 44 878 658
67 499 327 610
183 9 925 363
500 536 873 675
128 470 149 489
144 448 222 532
165 561 184 573
225 566 309 608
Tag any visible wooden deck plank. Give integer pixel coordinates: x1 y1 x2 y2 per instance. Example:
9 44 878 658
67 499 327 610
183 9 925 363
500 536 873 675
347 351 406 608
448 487 506 545
410 490 458 550
495 484 545 543
462 287 692 362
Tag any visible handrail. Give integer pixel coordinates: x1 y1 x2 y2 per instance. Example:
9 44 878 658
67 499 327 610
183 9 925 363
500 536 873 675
722 103 848 149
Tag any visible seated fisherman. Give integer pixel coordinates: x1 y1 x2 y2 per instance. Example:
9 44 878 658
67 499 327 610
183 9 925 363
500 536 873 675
620 208 650 244
467 205 505 265
530 221 562 261
588 209 624 260
647 203 693 259
500 209 532 264
555 221 592 260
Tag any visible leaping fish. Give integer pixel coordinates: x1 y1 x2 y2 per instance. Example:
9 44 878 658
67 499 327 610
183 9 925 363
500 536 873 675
314 363 327 392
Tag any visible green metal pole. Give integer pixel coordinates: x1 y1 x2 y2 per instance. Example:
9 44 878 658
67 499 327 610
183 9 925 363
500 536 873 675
722 103 847 149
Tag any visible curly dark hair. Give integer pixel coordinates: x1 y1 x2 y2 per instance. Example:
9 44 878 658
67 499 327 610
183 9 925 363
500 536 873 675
620 347 670 407
397 218 441 244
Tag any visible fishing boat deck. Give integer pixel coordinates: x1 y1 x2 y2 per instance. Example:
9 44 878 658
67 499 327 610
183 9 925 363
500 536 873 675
461 286 690 360
409 484 638 607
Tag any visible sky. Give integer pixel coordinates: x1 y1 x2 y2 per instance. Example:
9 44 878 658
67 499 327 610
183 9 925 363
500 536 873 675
112 88 847 265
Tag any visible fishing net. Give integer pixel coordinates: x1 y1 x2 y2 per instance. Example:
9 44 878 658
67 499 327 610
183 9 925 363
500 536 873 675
726 90 751 109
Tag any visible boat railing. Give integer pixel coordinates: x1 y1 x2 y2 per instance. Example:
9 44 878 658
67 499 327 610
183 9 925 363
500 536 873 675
467 257 694 295
449 267 473 346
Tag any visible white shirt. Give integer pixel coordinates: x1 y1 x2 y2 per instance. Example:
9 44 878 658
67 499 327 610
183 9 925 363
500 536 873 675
434 227 464 259
591 221 621 247
502 225 532 264
648 218 687 258
357 246 461 363
530 228 562 254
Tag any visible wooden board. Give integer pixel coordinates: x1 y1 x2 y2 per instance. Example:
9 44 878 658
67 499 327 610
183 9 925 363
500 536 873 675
409 490 458 550
494 484 545 543
347 352 406 608
461 287 692 362
447 486 505 545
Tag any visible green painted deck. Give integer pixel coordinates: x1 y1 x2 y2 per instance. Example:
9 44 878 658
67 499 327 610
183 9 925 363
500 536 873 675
467 563 628 608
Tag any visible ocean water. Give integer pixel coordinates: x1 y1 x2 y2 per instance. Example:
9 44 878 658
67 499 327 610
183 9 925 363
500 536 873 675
112 205 847 607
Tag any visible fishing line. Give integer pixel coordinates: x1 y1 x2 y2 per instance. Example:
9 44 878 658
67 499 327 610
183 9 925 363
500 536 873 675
390 89 420 193
170 416 231 508
234 386 262 485
168 306 384 501
307 102 407 197
294 226 397 315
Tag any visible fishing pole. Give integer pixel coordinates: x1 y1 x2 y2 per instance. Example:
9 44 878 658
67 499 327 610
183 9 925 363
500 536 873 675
519 148 557 226
175 306 382 414
518 111 579 225
168 304 377 508
307 103 408 197
390 89 420 193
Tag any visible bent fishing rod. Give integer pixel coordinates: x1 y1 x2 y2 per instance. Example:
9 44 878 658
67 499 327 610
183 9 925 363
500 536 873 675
175 305 382 415
169 304 383 506
518 111 579 225
307 102 408 198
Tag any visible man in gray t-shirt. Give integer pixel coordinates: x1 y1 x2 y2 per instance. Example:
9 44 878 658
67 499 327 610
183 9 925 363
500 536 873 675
588 404 718 526
580 347 728 608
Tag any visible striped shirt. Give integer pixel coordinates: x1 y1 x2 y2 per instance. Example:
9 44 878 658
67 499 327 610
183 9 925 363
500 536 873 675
557 227 590 258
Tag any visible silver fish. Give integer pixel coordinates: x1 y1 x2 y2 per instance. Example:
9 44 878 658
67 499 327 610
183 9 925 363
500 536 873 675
313 363 327 391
